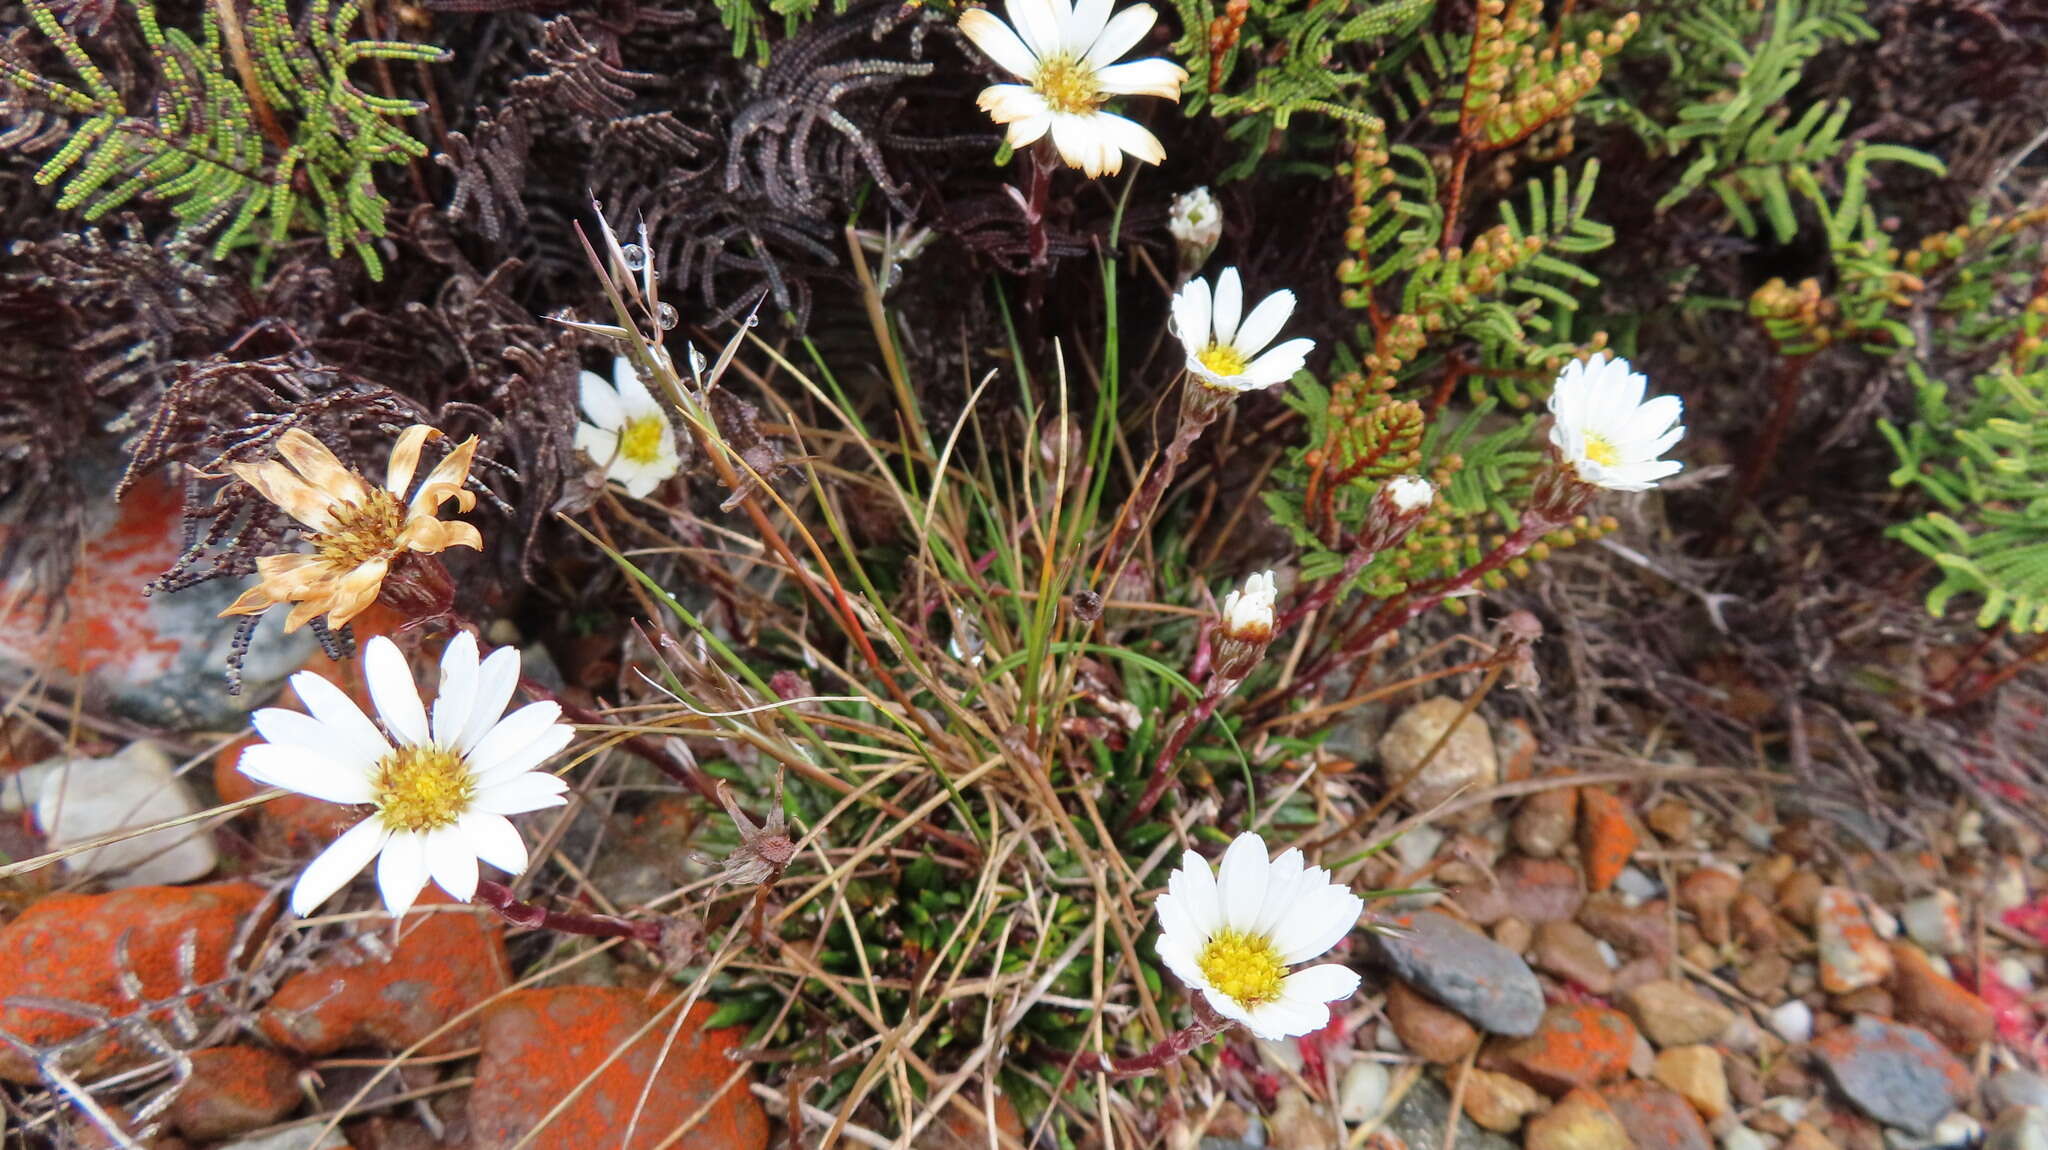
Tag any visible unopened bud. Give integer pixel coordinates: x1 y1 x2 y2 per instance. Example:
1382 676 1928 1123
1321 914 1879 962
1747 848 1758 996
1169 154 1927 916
1169 187 1223 276
1360 475 1435 552
1214 570 1277 681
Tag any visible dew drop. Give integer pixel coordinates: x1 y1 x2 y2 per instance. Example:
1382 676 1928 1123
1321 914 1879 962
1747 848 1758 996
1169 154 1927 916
745 313 761 328
621 243 648 271
656 302 680 330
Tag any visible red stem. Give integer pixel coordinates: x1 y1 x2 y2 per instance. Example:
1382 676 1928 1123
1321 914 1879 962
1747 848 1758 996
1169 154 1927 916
476 879 664 945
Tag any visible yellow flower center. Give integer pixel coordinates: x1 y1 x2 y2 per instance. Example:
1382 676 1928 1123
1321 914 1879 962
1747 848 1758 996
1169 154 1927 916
1034 55 1102 115
618 414 668 466
313 490 407 569
373 744 476 833
1197 928 1287 1007
1583 433 1621 467
1197 343 1249 377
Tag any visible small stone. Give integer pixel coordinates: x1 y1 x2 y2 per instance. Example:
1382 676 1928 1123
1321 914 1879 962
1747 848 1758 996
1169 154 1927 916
215 1127 350 1150
1379 697 1498 813
1514 785 1580 859
1835 986 1894 1017
1818 888 1895 994
1373 912 1545 1036
1739 954 1793 1001
1647 800 1696 842
1623 980 1734 1048
1489 1005 1638 1095
1384 1072 1520 1150
1580 895 1676 961
1787 1123 1843 1150
1612 956 1666 995
1987 1071 2048 1114
1524 1088 1632 1150
1679 866 1742 947
1986 1108 2048 1150
0 882 269 1083
1900 893 1964 956
1889 943 1994 1054
1616 867 1664 905
168 1046 303 1139
1578 789 1638 895
1269 1089 1323 1150
1396 825 1448 872
1499 718 1539 781
261 900 511 1056
1653 1045 1730 1120
1499 856 1587 923
1534 921 1615 994
1734 893 1782 948
1810 1016 1970 1136
1724 1125 1769 1150
1605 1080 1714 1150
1778 872 1825 927
33 741 217 888
1339 1060 1391 1123
1768 1000 1814 1044
1386 977 1481 1062
469 988 769 1150
1461 1068 1549 1133
1494 916 1535 956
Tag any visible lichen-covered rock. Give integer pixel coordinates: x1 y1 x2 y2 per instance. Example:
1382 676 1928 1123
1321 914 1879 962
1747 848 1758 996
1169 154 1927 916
1811 1016 1970 1136
260 901 510 1055
1488 1006 1639 1096
168 1045 303 1139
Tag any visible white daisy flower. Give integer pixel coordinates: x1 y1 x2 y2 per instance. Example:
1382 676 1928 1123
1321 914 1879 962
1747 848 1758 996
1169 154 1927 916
1219 570 1277 643
1546 353 1684 492
1154 832 1364 1040
1173 268 1315 392
240 633 574 917
576 355 682 498
958 0 1188 178
1383 475 1435 514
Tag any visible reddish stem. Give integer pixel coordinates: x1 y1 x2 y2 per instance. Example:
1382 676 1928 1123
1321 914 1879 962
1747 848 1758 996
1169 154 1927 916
1069 1006 1226 1079
476 879 664 945
1128 681 1234 824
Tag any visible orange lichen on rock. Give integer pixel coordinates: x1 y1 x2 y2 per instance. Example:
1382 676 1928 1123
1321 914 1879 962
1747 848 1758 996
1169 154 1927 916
0 882 270 1083
1487 1005 1639 1096
1576 788 1637 894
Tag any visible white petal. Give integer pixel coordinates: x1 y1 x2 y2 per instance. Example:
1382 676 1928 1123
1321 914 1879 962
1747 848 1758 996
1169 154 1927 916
471 721 574 786
1199 986 1262 1031
290 672 392 761
1085 3 1156 67
1064 0 1111 54
978 82 1051 125
578 370 624 431
467 700 566 775
1171 277 1213 359
457 645 523 753
1279 962 1362 1008
1087 112 1164 168
1004 0 1061 58
1239 338 1314 388
431 632 481 747
1049 113 1118 177
1251 849 1307 936
619 465 662 499
1176 848 1223 935
460 811 531 875
473 770 571 815
290 818 389 915
610 357 663 415
1216 832 1269 933
376 831 431 916
1273 885 1365 964
363 637 429 747
424 826 480 902
1093 57 1186 98
1231 289 1296 358
1212 267 1243 346
959 9 1041 79
1240 995 1332 1041
238 742 375 805
575 422 620 465
1154 928 1207 991
1004 111 1054 149
251 707 375 765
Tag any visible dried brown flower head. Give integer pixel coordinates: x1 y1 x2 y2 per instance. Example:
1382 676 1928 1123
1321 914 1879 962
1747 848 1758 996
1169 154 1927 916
220 426 482 632
715 781 795 890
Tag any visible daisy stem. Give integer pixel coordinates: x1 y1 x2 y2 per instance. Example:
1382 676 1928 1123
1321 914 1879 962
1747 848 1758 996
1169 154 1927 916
1025 139 1058 271
1129 675 1236 823
1069 1011 1226 1079
476 879 664 945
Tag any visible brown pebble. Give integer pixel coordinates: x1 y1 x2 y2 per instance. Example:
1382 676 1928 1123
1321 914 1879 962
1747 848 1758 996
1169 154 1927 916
1763 1059 1812 1097
1733 893 1780 948
1646 799 1695 842
1460 1067 1549 1133
1514 785 1580 859
1579 895 1676 961
1777 871 1824 926
1385 978 1480 1063
1737 953 1792 1001
1723 1053 1764 1107
1785 1122 1841 1150
1611 956 1665 995
1498 856 1587 924
1678 867 1741 946
1534 921 1615 994
1494 916 1534 956
1831 986 1893 1018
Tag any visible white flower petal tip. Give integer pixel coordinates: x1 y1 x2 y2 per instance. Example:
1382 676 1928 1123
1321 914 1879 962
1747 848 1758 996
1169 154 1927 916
1154 831 1365 1039
1546 352 1685 492
575 355 681 498
1175 269 1312 393
1383 475 1435 514
958 0 1184 176
1219 570 1277 642
242 636 576 916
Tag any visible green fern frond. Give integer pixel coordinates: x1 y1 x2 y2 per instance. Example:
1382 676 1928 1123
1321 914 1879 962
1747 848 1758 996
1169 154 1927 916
0 0 443 278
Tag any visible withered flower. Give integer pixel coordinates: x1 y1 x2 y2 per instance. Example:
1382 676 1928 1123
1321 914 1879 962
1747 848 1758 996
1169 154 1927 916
221 426 482 632
714 781 795 890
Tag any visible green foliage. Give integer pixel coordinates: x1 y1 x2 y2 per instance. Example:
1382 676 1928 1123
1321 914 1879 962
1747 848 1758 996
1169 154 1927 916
0 0 443 278
1880 349 2048 632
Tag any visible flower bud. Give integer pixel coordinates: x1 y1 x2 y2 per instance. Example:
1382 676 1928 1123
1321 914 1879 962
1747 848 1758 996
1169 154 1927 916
1169 187 1223 276
1359 475 1435 553
1214 570 1277 681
